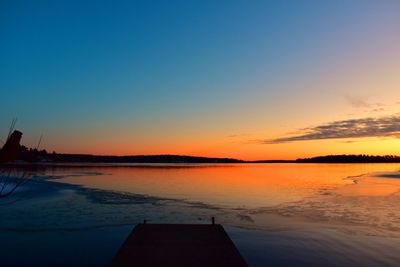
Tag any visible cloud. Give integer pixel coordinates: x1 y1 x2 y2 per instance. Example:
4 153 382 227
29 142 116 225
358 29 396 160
345 95 370 108
227 133 251 138
265 114 400 144
371 108 385 112
344 95 391 113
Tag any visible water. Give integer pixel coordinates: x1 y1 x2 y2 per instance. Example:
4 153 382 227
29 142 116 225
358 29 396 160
1 163 400 266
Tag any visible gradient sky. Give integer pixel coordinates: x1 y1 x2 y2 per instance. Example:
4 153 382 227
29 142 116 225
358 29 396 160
1 0 400 160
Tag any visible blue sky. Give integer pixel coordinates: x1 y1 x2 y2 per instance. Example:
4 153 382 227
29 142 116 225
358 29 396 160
1 1 400 159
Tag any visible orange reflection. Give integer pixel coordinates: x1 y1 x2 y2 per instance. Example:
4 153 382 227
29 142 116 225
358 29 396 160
55 163 400 208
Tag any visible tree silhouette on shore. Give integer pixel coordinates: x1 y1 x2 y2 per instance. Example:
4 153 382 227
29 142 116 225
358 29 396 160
0 120 33 198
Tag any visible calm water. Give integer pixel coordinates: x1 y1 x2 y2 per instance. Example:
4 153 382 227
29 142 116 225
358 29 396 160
1 163 400 266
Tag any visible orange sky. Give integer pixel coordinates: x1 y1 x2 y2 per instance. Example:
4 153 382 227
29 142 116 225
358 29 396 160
2 1 400 160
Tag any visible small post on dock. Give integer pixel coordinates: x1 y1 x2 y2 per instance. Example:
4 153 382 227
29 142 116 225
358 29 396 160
212 217 215 225
143 219 147 224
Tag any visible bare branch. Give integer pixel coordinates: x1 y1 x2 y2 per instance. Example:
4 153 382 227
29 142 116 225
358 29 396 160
0 167 33 199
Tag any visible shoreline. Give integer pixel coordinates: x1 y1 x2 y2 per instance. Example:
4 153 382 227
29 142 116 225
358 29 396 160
6 161 400 169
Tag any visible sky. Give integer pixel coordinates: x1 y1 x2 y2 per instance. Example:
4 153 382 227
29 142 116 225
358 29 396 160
1 0 400 160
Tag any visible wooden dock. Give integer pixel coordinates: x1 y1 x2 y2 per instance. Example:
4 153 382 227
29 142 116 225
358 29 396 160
110 222 248 267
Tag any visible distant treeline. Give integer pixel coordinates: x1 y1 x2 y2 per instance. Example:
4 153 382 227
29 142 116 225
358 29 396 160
17 147 243 163
249 160 295 163
296 154 400 163
14 147 400 164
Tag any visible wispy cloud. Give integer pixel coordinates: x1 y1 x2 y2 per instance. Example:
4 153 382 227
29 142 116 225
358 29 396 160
344 95 389 113
264 114 400 144
345 95 370 108
227 133 251 138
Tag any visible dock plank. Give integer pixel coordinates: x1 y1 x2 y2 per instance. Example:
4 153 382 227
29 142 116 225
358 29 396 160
110 223 248 267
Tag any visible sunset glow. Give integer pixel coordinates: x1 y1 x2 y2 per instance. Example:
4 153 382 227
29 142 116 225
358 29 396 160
1 1 400 160
4 2 400 266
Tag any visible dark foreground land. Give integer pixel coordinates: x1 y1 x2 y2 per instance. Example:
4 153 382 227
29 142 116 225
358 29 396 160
111 223 248 267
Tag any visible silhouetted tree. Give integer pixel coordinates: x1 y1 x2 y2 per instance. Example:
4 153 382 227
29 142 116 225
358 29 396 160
0 120 33 198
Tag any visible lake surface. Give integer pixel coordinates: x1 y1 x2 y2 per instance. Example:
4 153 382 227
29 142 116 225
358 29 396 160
1 163 400 266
